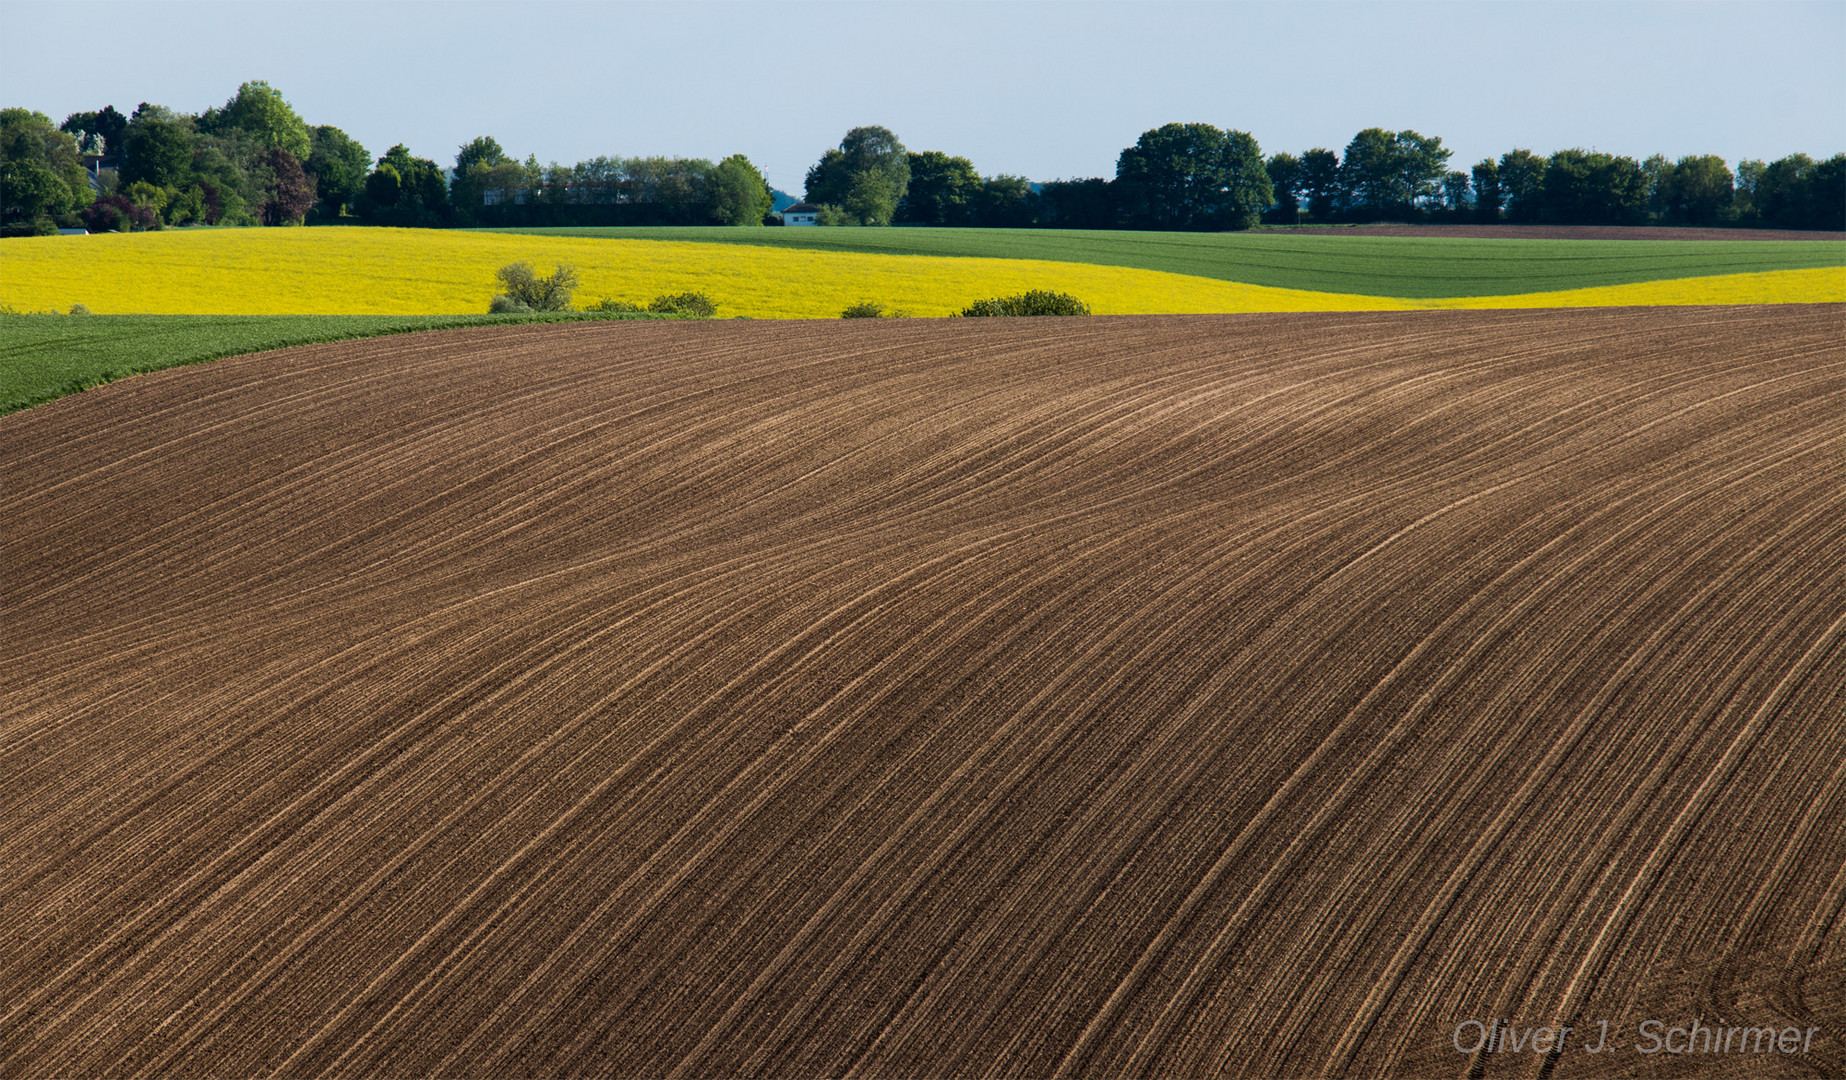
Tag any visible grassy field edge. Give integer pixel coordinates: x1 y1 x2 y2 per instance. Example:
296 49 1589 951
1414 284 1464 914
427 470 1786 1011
0 312 669 416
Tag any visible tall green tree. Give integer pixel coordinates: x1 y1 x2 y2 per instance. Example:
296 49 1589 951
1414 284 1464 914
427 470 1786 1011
1441 170 1472 218
1299 148 1342 220
0 108 92 226
1265 151 1303 222
456 135 510 175
1664 155 1733 225
1114 122 1271 230
971 174 1034 227
1497 148 1547 223
1 156 73 225
355 144 449 226
1804 154 1845 231
121 104 195 188
707 153 771 225
1732 159 1766 221
805 125 910 225
900 150 980 225
305 125 369 216
1540 149 1647 225
1471 158 1502 222
199 81 311 160
448 135 512 223
1750 153 1844 229
1339 128 1449 219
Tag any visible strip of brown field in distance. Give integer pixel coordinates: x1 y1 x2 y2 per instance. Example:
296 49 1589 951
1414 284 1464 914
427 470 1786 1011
1272 223 1846 241
2 309 1842 1079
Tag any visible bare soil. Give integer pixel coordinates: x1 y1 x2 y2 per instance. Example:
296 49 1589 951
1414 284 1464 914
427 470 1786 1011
3 309 1843 1078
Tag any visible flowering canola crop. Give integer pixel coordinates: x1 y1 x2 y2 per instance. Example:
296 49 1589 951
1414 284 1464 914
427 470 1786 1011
2 228 1839 317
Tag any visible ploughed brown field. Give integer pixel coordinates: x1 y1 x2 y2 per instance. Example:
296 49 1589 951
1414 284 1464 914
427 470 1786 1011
3 309 1843 1079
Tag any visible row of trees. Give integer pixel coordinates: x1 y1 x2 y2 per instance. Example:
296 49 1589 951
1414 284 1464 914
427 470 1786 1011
800 123 1841 233
449 137 772 227
1260 133 1844 230
800 123 1272 230
2 81 776 233
6 80 1841 234
3 82 371 234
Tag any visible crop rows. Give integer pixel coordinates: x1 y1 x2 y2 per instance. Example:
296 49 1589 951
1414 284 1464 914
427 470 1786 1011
3 308 1842 1077
484 224 1846 296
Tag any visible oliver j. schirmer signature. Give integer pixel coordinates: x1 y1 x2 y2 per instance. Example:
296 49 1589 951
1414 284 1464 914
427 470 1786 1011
1453 1018 1821 1057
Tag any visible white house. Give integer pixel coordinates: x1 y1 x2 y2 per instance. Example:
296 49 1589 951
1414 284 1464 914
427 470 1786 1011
783 202 820 226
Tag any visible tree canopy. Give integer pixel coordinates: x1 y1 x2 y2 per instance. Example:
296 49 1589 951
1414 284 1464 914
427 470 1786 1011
1114 122 1272 230
199 81 311 160
806 125 910 225
707 154 772 225
901 150 980 225
306 125 370 217
0 109 91 229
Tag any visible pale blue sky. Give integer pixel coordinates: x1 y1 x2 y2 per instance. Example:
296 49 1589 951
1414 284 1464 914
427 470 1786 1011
5 0 1842 194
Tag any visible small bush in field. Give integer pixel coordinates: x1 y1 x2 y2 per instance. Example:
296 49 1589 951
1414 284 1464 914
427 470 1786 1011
488 294 531 314
841 301 885 318
959 290 1091 317
585 297 645 313
649 292 717 318
493 261 578 312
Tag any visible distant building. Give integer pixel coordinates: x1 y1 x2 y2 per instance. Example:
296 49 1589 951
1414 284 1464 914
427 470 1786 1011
783 202 821 226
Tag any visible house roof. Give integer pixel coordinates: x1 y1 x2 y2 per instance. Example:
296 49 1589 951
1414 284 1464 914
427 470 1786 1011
784 203 821 213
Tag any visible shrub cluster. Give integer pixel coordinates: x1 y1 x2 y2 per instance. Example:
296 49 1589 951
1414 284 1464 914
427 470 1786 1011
958 290 1091 317
490 262 580 313
647 292 718 318
488 265 718 318
840 300 909 319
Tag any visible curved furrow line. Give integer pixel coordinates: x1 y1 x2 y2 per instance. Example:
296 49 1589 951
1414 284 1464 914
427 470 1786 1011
0 500 908 1045
1531 603 1846 1076
6 308 1841 1077
0 325 536 514
2 471 992 989
0 328 482 484
1333 443 1844 1077
659 513 1322 1076
1423 499 1845 1078
1685 631 1846 1065
1305 467 1846 1076
0 328 775 653
280 521 1113 1076
1255 413 1846 1043
441 491 1270 1070
3 354 1151 875
867 348 1846 1070
1056 367 1844 1076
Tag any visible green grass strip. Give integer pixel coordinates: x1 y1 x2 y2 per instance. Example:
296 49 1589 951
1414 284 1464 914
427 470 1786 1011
0 311 665 416
474 226 1844 298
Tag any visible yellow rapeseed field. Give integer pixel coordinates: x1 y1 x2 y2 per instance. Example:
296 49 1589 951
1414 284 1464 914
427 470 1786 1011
1426 268 1846 309
2 228 1840 317
0 228 1391 318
